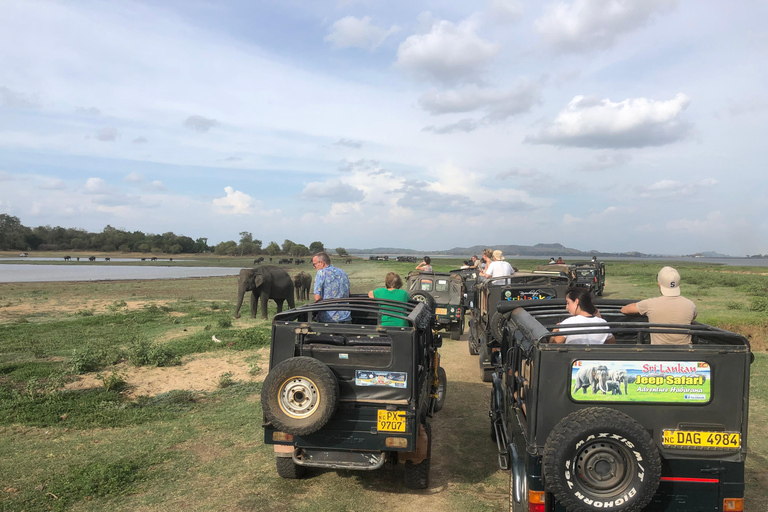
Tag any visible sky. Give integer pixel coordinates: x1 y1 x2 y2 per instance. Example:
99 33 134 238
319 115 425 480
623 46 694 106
1 0 767 256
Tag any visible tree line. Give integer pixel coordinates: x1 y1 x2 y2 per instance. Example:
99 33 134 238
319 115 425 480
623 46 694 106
0 214 347 257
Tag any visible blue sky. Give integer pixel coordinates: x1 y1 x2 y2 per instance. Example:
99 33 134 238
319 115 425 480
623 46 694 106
1 0 766 255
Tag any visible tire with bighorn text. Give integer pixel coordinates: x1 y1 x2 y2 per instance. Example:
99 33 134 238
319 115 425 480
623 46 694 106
542 407 661 512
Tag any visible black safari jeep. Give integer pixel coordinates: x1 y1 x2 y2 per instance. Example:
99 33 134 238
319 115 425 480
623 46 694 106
406 270 465 340
571 261 606 296
261 297 446 489
470 273 571 382
490 299 752 512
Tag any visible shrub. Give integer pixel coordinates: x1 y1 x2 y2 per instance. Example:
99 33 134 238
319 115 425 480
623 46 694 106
75 309 95 317
218 372 235 388
71 344 124 374
97 371 127 393
127 339 180 367
725 301 743 310
749 297 768 312
108 300 128 312
217 317 232 328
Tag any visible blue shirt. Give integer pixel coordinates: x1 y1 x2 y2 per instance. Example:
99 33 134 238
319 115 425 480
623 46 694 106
313 264 351 322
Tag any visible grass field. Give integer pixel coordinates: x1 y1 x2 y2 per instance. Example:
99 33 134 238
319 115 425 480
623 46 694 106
1 255 767 511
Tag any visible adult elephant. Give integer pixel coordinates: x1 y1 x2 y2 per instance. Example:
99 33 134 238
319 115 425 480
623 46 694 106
293 271 312 301
234 266 295 320
88 256 96 262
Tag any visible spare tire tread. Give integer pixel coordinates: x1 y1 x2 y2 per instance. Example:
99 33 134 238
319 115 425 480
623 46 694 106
261 356 339 436
542 407 661 512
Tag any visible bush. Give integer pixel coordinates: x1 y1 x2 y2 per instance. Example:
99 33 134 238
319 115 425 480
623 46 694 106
127 339 180 367
725 301 743 310
97 371 127 393
218 372 235 388
74 309 95 317
749 297 768 312
71 344 124 374
217 317 232 328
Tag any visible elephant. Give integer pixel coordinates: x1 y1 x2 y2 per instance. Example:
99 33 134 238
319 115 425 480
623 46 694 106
105 257 110 261
609 369 628 395
345 259 352 264
293 271 312 301
88 256 96 262
254 257 265 264
572 365 610 394
64 255 71 261
151 256 157 261
234 266 295 320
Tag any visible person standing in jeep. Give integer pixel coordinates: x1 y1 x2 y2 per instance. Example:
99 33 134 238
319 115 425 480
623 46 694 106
312 252 351 322
620 266 697 344
482 250 514 282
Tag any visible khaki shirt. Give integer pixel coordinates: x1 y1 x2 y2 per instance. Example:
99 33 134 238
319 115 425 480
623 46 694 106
636 295 697 345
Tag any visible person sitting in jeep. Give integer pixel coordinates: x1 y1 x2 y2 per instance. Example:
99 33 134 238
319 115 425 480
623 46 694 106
620 266 697 344
483 250 514 282
368 272 409 326
550 288 615 344
415 256 433 272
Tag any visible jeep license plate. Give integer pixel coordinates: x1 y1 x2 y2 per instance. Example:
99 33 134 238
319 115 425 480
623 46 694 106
435 307 447 315
662 430 740 450
377 410 406 432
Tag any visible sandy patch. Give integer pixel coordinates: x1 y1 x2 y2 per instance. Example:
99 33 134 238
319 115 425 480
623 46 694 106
64 348 269 399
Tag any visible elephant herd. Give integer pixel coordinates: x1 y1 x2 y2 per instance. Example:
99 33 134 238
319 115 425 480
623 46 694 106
234 266 315 320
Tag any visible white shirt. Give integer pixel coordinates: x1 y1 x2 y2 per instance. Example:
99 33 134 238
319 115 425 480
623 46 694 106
485 260 514 278
557 315 611 344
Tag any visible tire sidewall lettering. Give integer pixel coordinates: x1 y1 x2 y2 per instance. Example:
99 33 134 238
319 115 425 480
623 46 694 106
564 432 644 508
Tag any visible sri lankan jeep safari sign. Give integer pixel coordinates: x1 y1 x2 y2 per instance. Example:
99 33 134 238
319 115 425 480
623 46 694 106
570 360 711 404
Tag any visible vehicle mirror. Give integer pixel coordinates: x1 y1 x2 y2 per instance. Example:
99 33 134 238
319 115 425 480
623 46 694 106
432 333 443 348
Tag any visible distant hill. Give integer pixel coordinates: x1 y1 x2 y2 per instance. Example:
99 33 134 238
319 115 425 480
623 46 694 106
346 243 731 258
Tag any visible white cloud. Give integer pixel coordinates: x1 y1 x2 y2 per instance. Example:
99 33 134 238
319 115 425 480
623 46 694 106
325 16 399 50
535 0 678 53
396 18 499 84
333 138 363 148
422 118 479 134
666 211 725 235
0 86 37 109
38 178 67 190
83 177 112 194
418 81 542 121
124 172 144 183
95 126 118 141
132 136 148 144
637 178 717 198
580 152 631 171
487 0 524 23
212 186 255 215
301 180 365 202
184 115 217 133
525 93 692 148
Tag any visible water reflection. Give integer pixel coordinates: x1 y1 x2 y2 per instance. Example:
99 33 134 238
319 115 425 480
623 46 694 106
0 264 239 283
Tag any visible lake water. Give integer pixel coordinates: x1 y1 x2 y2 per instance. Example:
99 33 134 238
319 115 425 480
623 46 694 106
0 264 240 283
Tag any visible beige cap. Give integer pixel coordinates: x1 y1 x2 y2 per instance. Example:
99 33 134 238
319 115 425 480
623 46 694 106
657 266 681 296
493 250 505 260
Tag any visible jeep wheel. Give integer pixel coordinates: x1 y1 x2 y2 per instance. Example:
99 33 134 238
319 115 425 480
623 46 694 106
468 337 479 355
409 291 436 311
450 322 462 340
404 422 431 489
275 456 306 479
433 366 447 413
261 357 339 436
482 367 494 383
490 311 510 343
542 407 661 512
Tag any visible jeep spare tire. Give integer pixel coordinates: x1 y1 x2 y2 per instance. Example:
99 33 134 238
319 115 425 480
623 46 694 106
490 311 510 343
409 291 436 311
261 357 339 436
542 407 661 512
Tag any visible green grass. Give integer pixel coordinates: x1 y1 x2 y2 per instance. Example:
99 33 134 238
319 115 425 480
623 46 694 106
0 258 767 511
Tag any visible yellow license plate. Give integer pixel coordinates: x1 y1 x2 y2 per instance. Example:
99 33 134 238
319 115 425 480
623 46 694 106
377 410 406 432
662 430 740 450
435 308 447 315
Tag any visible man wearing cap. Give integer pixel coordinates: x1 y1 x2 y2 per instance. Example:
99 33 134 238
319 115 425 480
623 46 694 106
620 266 697 344
483 250 514 281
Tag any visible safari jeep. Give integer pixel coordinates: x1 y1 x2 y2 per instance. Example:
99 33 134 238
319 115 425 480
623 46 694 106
406 270 465 340
471 273 571 381
571 261 606 296
490 299 752 512
261 297 446 489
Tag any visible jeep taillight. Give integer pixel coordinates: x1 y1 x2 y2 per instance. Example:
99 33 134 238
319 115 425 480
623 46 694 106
528 490 545 512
